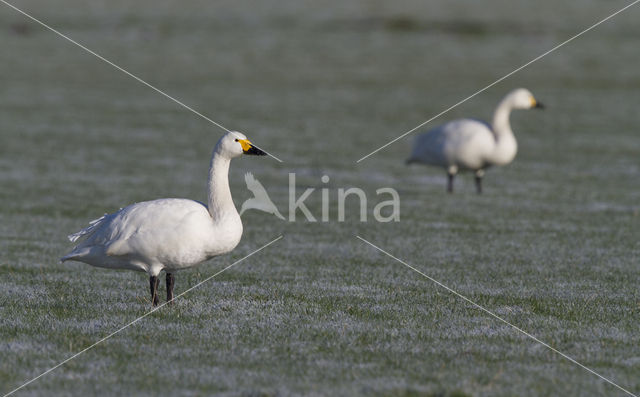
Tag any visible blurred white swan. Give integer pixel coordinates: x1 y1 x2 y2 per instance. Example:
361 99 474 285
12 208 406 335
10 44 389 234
61 131 266 306
407 88 544 193
240 172 285 220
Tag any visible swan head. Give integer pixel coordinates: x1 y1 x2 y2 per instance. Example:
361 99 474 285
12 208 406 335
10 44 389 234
507 88 544 110
217 131 266 158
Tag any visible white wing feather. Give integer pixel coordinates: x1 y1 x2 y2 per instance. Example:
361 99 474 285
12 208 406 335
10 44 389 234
67 213 109 242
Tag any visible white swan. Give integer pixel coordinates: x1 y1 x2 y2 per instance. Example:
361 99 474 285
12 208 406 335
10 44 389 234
239 172 285 220
407 88 544 193
61 131 266 306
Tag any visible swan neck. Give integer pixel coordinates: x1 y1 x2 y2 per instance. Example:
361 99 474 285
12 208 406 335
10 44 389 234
488 98 518 165
207 151 235 220
492 98 514 137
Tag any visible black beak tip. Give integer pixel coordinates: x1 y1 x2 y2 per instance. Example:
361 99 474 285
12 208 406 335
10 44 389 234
246 146 267 156
535 102 545 109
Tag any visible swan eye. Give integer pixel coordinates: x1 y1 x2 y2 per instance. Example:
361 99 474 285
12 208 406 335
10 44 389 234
234 139 239 142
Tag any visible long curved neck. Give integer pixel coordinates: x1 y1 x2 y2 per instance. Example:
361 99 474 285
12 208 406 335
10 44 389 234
207 151 236 220
491 97 514 137
489 98 518 165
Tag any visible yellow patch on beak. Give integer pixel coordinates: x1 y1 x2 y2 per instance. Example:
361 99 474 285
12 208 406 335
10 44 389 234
237 139 253 152
530 96 537 107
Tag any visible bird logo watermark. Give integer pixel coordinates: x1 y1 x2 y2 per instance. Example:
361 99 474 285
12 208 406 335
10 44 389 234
239 173 400 222
239 173 286 220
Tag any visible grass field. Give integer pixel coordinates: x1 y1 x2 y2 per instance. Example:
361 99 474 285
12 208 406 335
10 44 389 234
1 0 639 396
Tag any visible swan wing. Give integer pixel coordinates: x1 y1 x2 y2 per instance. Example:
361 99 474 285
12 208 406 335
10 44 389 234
67 213 110 242
63 199 219 266
411 119 494 169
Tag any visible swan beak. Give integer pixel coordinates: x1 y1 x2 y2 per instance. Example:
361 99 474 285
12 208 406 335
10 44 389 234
238 139 267 156
531 97 545 109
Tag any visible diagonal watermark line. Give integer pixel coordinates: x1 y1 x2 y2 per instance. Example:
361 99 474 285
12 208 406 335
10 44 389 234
355 235 637 397
356 0 640 163
0 0 283 163
3 235 284 397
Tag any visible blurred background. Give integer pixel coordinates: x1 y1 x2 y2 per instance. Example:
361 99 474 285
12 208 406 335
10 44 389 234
1 0 638 395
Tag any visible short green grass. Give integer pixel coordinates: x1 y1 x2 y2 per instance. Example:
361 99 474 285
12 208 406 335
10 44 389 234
1 0 639 396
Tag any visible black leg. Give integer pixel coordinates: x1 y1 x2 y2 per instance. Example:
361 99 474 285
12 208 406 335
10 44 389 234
475 175 483 194
149 275 160 306
166 272 175 304
155 277 160 305
475 169 485 194
447 173 454 193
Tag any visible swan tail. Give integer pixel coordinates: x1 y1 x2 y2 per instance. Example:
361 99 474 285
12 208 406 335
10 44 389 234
60 246 93 264
60 252 77 263
67 213 108 242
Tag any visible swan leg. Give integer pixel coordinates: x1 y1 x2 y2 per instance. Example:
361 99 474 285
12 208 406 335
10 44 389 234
447 173 455 193
447 166 457 193
149 275 160 306
166 272 175 304
475 169 485 194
